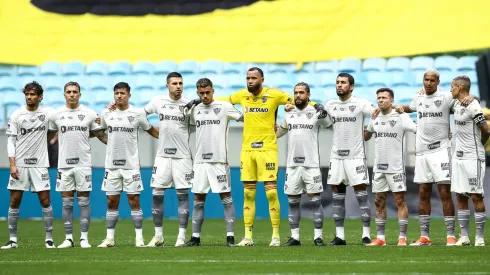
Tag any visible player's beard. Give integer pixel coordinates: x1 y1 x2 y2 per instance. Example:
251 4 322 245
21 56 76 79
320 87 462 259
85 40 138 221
247 84 260 94
295 100 307 109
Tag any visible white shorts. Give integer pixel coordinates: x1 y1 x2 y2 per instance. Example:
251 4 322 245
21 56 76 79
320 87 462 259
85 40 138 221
327 158 369 186
56 167 92 192
451 159 485 195
414 149 451 184
285 166 323 195
102 168 143 195
8 167 50 192
372 172 406 193
150 157 193 189
191 163 231 194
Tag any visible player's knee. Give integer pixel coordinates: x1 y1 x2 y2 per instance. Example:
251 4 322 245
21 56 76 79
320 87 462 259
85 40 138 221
266 189 278 201
127 194 140 209
176 189 188 201
394 195 406 208
39 197 51 208
264 182 277 192
9 197 21 208
471 194 486 212
374 194 385 208
77 196 90 207
244 188 256 201
288 196 301 205
194 193 206 201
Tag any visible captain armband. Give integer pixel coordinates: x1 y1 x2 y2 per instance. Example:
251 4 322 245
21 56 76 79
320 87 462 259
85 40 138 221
473 113 485 125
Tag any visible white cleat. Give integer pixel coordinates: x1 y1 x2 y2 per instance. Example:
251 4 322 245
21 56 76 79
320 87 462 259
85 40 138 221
455 236 471 246
97 239 115 248
236 238 254 246
135 237 145 248
57 239 74 248
269 237 280 247
146 236 164 247
45 240 55 248
1 240 18 249
80 239 92 248
475 237 485 247
175 237 185 247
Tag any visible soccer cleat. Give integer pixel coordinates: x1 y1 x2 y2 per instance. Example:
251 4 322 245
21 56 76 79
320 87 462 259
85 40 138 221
446 236 457 246
283 237 301 246
97 239 115 248
269 237 280 246
366 238 386 246
226 236 235 247
314 238 326 246
327 236 347 246
1 240 18 249
175 237 185 247
80 239 91 248
135 237 145 247
454 236 470 246
409 236 431 246
397 237 407 246
45 240 55 248
236 238 254 246
362 237 371 246
57 239 74 248
475 238 485 247
182 237 201 247
146 236 164 247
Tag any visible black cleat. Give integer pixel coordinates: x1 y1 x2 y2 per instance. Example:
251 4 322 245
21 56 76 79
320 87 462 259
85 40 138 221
183 237 201 247
362 237 371 246
226 236 235 246
327 236 347 246
314 238 326 246
283 237 301 246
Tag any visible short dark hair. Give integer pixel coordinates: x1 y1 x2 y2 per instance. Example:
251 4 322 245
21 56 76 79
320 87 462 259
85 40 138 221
453 75 471 91
337 73 355 85
376 87 394 99
167 72 183 83
23 81 43 96
196 78 213 88
64 81 81 92
114 82 131 93
248 67 264 77
294 82 310 93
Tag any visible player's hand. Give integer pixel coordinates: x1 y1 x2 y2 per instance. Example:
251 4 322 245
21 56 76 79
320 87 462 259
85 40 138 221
95 116 101 125
285 104 295 112
49 133 58 145
417 87 426 95
461 95 476 106
275 124 279 133
371 108 381 119
184 99 200 113
10 165 19 180
448 132 452 140
394 105 405 113
107 102 116 111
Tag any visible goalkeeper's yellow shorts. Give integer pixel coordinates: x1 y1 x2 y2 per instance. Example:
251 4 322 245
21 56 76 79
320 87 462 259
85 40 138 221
240 150 278 182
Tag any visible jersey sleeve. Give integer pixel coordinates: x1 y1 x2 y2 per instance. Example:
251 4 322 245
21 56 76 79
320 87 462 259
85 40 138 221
138 109 152 131
366 119 375 133
189 107 196 126
362 99 375 116
6 111 19 137
225 102 242 121
217 90 243 105
401 113 417 133
48 110 58 131
442 91 456 108
469 102 486 125
144 98 157 114
90 110 102 131
408 94 418 112
276 89 294 105
100 109 108 130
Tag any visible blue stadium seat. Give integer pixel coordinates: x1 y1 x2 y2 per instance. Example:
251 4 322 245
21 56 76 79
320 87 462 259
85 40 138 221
108 61 131 76
128 94 139 108
267 73 294 90
62 61 85 76
200 60 223 74
473 84 480 97
227 75 246 90
439 71 458 87
43 77 64 92
434 55 457 72
212 88 228 98
355 87 377 103
134 76 156 92
148 115 160 125
3 91 24 119
0 65 16 77
209 75 227 90
183 74 200 90
466 71 478 84
108 75 135 88
40 62 62 76
94 91 115 111
132 61 155 75
323 87 337 102
309 88 324 99
396 96 413 106
391 72 414 87
362 58 386 72
351 73 367 87
386 57 410 72
268 63 294 74
339 58 362 73
153 78 167 91
410 56 434 72
320 73 338 87
247 63 268 73
315 60 338 73
178 60 200 75
456 56 478 73
17 66 39 77
394 87 416 103
295 62 315 74
223 63 246 75
44 91 65 108
0 78 19 92
294 73 322 88
366 72 390 87
139 90 159 107
89 77 112 92
86 61 109 76
155 61 177 75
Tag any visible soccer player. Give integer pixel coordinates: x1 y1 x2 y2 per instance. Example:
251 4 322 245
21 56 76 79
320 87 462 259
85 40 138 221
183 78 242 247
276 82 330 246
449 75 488 246
145 72 193 247
395 69 475 246
364 88 416 246
1 82 56 249
96 82 159 248
49 81 107 248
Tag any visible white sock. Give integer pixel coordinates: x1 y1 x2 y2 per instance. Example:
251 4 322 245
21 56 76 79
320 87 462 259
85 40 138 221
135 228 143 239
155 227 163 238
314 228 323 240
362 226 370 238
10 237 18 243
291 228 300 240
336 227 345 240
227 232 234 237
66 234 73 240
377 235 385 241
80 231 88 240
107 229 115 240
192 232 200 238
178 228 187 239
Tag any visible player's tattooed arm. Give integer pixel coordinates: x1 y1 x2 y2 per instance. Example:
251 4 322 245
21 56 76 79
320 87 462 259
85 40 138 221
476 113 490 145
146 126 160 139
91 129 108 144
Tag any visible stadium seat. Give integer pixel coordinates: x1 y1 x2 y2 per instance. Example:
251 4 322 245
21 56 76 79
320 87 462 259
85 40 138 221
2 91 24 119
43 91 65 107
268 63 294 74
323 87 337 102
209 75 227 90
386 57 410 72
134 76 156 92
391 72 415 87
40 62 62 76
355 87 377 103
309 88 324 99
89 77 112 92
223 62 246 75
148 115 160 125
94 91 115 112
294 73 322 88
394 87 416 102
86 61 109 76
178 60 200 75
320 73 338 87
473 84 480 97
339 58 362 73
315 60 338 73
154 78 167 91
108 61 131 76
267 73 294 90
0 65 16 77
362 58 386 72
456 56 478 72
155 61 178 75
43 77 64 92
139 90 160 107
17 66 39 77
227 75 246 90
183 74 200 90
366 72 390 87
200 60 223 74
410 56 434 72
466 70 478 84
62 61 85 76
248 63 268 73
351 73 367 87
434 55 457 72
132 61 155 75
295 62 315 74
0 78 19 92
439 71 457 87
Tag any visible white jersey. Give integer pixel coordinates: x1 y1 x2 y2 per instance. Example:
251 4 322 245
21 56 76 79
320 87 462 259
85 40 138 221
49 105 101 168
144 95 192 159
280 105 331 167
409 90 454 155
101 106 152 169
452 100 486 160
367 111 417 173
189 100 242 163
326 96 374 159
6 106 53 167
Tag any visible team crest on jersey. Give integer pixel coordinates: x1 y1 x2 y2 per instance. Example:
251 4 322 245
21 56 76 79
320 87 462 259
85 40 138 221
389 120 396 127
425 105 430 108
127 116 134 123
60 116 65 120
262 96 268 103
213 107 221 115
204 111 209 114
349 105 356 112
78 114 85 121
179 105 185 113
340 108 345 111
434 100 442 107
29 118 36 122
169 105 175 110
38 114 45 122
68 116 73 119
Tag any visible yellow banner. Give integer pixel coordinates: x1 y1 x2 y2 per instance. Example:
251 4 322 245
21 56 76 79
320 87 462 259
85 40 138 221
1 0 490 65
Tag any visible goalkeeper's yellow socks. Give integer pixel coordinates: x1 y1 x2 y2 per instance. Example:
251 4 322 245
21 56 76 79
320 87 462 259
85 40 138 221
243 188 256 239
265 188 280 239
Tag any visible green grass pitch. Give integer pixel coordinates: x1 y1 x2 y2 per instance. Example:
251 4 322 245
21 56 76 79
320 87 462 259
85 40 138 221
0 218 489 274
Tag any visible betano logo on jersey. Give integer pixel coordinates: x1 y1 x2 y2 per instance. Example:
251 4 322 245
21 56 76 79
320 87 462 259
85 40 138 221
331 116 356 123
244 106 269 114
20 125 46 135
60 126 88 133
195 119 221 128
287 123 314 130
